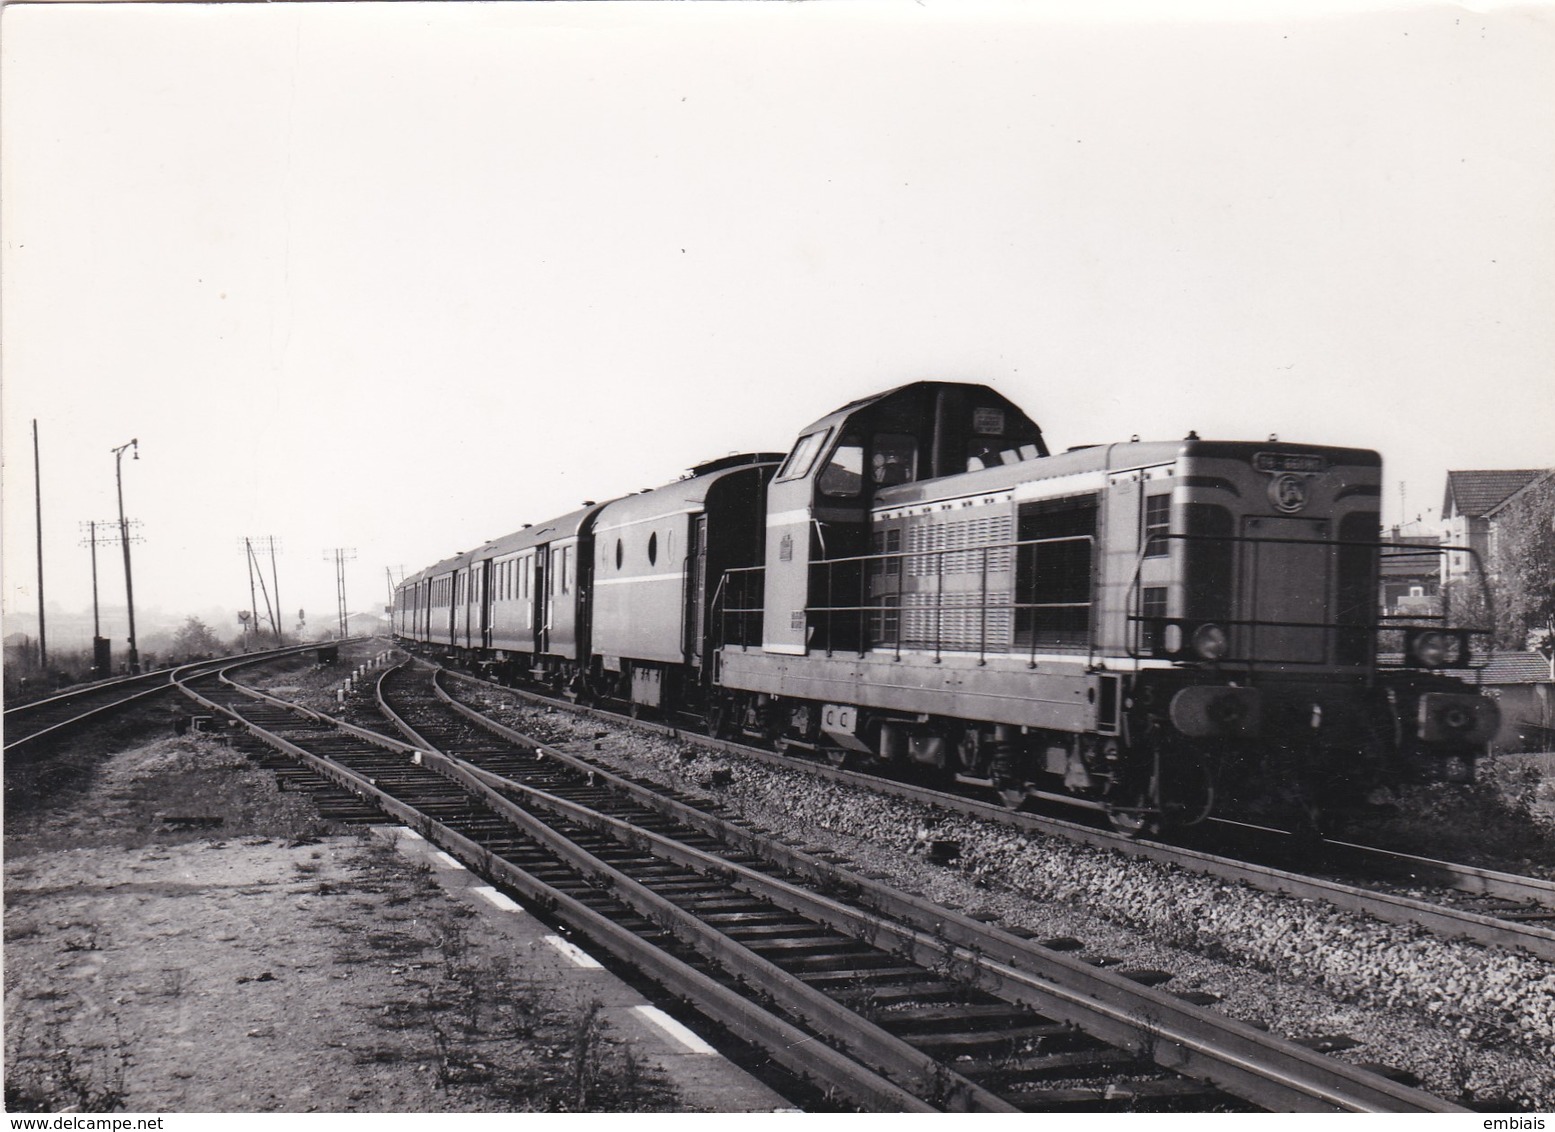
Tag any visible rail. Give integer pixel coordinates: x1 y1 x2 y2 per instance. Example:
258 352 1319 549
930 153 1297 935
446 665 1555 963
424 662 1468 1112
3 641 337 755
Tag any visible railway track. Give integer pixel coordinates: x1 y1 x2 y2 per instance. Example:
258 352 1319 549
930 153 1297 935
2 643 334 760
176 655 1464 1113
435 666 1555 964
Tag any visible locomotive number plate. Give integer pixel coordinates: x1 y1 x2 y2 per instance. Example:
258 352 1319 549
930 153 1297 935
1253 451 1327 474
972 407 1006 436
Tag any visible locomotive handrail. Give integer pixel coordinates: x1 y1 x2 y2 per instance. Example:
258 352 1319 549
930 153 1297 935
1120 532 1497 671
716 535 1099 663
822 533 1095 663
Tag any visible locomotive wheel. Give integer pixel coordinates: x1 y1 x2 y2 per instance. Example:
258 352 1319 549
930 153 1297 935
1104 765 1162 837
1105 794 1161 838
1165 753 1216 828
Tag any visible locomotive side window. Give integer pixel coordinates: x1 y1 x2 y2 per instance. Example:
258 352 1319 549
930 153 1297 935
871 434 917 486
777 429 830 482
818 434 865 497
1141 586 1168 651
1144 493 1171 557
1015 494 1098 650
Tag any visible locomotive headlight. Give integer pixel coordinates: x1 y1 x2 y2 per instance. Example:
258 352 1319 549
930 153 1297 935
1412 630 1447 668
1192 624 1228 661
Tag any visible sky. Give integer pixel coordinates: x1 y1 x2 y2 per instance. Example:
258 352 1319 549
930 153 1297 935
3 0 1552 653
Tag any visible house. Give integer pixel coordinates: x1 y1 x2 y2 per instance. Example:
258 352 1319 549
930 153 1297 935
1379 519 1441 619
1441 469 1547 583
1476 650 1555 753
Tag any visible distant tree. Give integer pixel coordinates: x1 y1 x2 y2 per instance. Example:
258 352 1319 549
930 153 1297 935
172 616 226 658
1489 473 1555 650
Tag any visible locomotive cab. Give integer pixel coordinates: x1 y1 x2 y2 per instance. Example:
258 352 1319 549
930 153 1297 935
757 381 1047 656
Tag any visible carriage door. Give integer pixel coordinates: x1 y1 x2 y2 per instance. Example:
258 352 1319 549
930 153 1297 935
686 515 708 667
535 546 551 654
480 560 493 650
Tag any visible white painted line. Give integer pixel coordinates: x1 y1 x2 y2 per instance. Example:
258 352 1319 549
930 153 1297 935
400 828 425 841
632 1005 717 1054
545 935 603 969
434 850 466 870
471 886 523 913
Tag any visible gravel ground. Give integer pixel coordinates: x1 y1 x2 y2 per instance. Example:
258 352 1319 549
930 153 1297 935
457 686 1555 1112
3 655 678 1114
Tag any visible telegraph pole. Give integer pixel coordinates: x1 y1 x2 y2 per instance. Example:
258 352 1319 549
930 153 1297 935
325 548 357 639
244 538 280 640
80 520 117 677
268 538 283 646
33 421 46 670
245 541 260 646
112 439 140 673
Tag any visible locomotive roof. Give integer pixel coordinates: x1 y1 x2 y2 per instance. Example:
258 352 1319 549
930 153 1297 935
797 379 1039 435
873 435 1382 506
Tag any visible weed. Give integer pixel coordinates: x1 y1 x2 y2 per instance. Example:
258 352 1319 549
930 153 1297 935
4 1015 128 1113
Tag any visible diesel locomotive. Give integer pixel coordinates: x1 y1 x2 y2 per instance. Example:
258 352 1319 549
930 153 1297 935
394 381 1498 833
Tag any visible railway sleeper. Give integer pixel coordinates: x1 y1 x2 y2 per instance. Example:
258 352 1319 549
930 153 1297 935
764 948 912 973
740 937 871 959
907 1022 1090 1057
798 964 927 986
1013 1076 1227 1110
832 981 983 1007
873 1002 1038 1034
955 1047 1137 1084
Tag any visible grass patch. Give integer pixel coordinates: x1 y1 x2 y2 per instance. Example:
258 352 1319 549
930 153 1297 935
1335 753 1555 870
6 733 336 855
4 1016 128 1113
339 840 678 1111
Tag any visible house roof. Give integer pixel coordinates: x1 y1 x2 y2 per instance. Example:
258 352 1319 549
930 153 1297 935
1479 651 1554 684
1442 469 1545 519
1485 468 1555 519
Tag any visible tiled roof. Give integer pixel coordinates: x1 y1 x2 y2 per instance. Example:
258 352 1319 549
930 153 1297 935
1380 535 1441 578
1443 470 1545 518
1479 652 1554 684
1379 552 1439 578
1486 469 1555 518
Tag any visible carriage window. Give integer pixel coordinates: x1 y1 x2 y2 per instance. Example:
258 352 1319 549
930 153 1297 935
871 434 917 486
1144 493 1171 557
777 429 830 482
818 434 864 497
